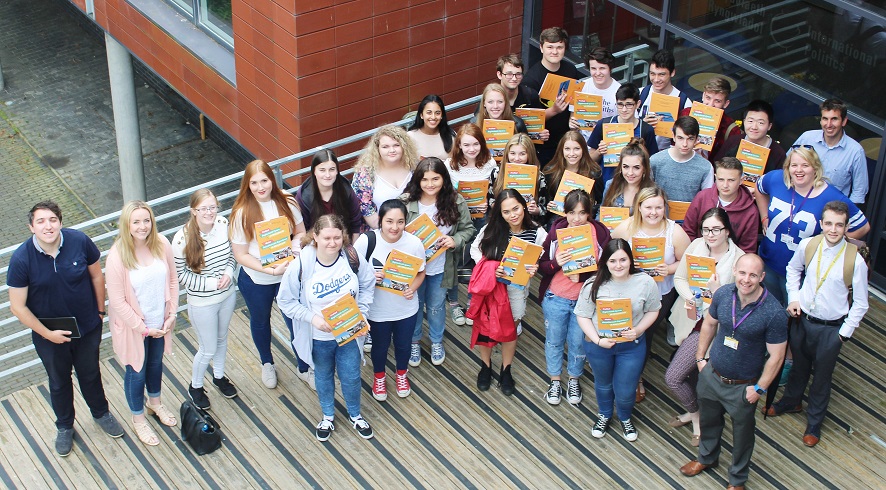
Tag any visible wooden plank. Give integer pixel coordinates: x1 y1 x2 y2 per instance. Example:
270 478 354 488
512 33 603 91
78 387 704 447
0 401 43 488
0 398 76 489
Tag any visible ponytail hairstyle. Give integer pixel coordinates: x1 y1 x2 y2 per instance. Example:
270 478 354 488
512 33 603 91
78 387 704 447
563 188 593 215
183 189 218 273
492 133 541 195
408 94 455 153
629 186 668 236
591 238 639 301
300 213 350 249
404 157 461 227
602 137 655 207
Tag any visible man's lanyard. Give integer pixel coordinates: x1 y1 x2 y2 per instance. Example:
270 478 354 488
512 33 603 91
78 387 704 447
814 239 846 294
731 289 769 334
787 186 814 235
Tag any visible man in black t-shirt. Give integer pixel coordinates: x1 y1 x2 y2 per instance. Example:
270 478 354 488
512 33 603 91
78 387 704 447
495 54 543 112
521 27 582 165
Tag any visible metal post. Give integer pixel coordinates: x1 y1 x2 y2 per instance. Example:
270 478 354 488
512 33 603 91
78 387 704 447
105 33 146 202
0 56 5 92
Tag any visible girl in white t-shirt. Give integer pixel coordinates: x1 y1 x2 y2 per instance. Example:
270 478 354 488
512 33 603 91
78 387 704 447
229 160 306 390
277 214 377 442
354 200 426 402
351 125 419 231
404 158 475 367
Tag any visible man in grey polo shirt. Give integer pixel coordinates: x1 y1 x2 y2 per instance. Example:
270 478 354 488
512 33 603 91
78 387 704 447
680 254 788 490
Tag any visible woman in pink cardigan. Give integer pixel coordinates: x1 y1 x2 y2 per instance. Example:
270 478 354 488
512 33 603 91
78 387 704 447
106 201 179 446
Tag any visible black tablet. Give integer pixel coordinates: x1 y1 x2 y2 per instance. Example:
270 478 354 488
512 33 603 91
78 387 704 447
39 317 81 339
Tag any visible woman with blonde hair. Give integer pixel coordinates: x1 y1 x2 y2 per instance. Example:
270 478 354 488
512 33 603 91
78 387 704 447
490 133 548 217
106 201 179 446
612 186 690 402
230 159 307 390
172 189 237 410
351 125 419 231
472 83 532 136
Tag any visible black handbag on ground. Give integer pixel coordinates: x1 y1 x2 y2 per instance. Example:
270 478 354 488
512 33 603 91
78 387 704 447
180 400 222 455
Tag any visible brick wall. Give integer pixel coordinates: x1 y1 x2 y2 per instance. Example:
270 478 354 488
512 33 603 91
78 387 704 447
75 0 523 176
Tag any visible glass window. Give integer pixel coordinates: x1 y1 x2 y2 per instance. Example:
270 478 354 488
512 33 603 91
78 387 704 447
167 0 194 18
199 0 233 42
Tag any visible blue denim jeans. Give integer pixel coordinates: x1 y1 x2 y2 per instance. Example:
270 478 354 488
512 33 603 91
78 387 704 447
414 272 446 343
124 336 165 415
371 312 419 373
762 263 787 306
584 335 646 420
237 268 308 371
447 215 486 304
542 292 585 378
313 339 362 419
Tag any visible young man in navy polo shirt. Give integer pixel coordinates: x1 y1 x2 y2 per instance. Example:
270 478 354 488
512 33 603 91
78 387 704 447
8 201 123 456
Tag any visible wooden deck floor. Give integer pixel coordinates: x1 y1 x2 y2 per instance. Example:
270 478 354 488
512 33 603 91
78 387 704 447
1 285 884 489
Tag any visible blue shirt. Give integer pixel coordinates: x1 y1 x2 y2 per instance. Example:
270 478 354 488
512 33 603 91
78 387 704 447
7 229 102 335
791 130 869 203
756 170 867 275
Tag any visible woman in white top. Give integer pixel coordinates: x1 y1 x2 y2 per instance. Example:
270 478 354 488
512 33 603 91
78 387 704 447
106 201 178 446
665 208 743 447
172 189 237 410
351 125 419 231
407 94 456 160
354 200 426 402
277 215 377 442
612 186 690 402
229 160 306 390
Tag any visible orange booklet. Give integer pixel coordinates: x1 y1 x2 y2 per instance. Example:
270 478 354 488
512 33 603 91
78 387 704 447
498 236 543 290
596 298 633 342
599 207 630 231
689 102 724 152
667 200 691 222
686 255 717 306
539 74 583 104
457 180 489 219
650 92 680 138
405 213 446 264
482 119 515 162
378 250 423 296
515 108 546 144
502 162 538 202
736 139 770 188
322 293 369 346
557 224 598 274
601 123 633 167
550 170 596 216
573 93 603 130
254 216 293 267
633 237 665 282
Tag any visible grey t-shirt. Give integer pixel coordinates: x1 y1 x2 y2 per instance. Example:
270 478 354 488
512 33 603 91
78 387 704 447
574 273 662 336
650 150 714 203
708 284 788 380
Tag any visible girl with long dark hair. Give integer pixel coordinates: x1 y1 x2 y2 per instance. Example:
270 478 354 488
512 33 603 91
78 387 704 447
295 149 362 241
407 94 456 160
542 130 604 220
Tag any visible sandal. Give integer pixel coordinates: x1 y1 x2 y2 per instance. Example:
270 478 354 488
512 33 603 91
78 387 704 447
635 379 646 403
145 402 177 426
133 419 159 446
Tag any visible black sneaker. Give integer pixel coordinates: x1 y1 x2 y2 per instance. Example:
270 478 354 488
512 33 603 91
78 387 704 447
213 376 238 399
316 418 335 442
591 413 609 438
566 378 583 405
351 416 374 440
499 365 515 396
477 363 492 391
189 384 211 410
56 428 74 457
545 380 562 405
621 419 638 442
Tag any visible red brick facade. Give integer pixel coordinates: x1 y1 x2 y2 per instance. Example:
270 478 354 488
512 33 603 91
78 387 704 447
78 0 523 173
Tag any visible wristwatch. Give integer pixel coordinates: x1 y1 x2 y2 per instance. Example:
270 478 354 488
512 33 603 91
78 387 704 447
754 384 767 395
98 310 107 316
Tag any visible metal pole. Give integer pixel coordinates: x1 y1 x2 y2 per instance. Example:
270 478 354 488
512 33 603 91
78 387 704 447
105 33 146 202
0 56 5 92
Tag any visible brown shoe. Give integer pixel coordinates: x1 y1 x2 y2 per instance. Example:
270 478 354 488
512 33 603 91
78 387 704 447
680 459 718 476
803 433 820 447
726 485 745 490
635 379 646 403
761 403 802 416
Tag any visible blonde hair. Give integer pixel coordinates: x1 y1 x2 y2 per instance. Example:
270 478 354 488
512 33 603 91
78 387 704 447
783 147 827 189
354 125 419 178
476 83 515 129
115 201 166 270
493 133 541 195
300 214 351 249
629 186 668 236
182 189 217 273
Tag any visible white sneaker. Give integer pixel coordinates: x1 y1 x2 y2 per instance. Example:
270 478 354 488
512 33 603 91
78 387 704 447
261 363 277 389
296 368 316 390
516 322 523 336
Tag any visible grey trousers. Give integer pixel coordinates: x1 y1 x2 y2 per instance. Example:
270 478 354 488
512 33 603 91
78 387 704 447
697 364 758 486
780 315 844 430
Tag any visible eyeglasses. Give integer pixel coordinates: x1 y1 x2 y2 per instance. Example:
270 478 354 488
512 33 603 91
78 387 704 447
790 144 814 150
701 227 725 236
501 72 523 79
616 102 637 109
195 206 218 214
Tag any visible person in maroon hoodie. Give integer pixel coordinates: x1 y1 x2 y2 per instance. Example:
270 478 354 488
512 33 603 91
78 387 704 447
681 157 760 254
538 189 611 406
